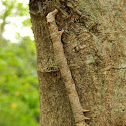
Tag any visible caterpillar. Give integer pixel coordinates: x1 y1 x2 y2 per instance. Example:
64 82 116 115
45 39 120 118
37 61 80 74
46 9 90 126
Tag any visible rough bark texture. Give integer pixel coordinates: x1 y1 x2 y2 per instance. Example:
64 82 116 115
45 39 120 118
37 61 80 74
29 0 126 126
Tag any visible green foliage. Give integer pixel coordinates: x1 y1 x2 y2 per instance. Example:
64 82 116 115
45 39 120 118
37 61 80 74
22 18 32 27
0 38 39 126
1 0 28 17
0 0 30 37
0 1 40 126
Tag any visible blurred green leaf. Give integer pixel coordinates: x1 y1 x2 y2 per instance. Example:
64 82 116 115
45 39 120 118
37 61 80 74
0 0 39 125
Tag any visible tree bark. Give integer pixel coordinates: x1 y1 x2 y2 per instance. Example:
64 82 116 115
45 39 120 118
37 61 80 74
29 0 126 126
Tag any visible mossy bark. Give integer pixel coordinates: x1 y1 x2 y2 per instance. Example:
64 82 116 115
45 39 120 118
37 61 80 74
29 0 126 125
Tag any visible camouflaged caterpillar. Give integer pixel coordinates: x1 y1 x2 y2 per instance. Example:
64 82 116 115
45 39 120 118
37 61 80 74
46 9 90 126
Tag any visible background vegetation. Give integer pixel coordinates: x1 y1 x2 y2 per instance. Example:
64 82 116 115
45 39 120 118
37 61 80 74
0 0 40 126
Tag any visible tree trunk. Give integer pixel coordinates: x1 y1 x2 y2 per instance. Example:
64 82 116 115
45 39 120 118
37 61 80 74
29 0 126 126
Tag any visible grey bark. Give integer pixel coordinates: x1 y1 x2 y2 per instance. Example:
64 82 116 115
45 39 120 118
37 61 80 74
29 0 126 126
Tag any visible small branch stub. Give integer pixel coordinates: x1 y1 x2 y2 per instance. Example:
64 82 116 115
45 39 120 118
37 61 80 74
46 9 90 126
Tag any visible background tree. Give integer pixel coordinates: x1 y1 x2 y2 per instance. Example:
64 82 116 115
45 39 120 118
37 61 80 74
29 0 126 126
